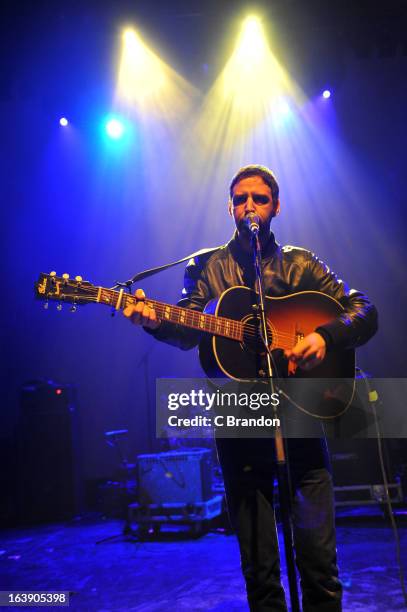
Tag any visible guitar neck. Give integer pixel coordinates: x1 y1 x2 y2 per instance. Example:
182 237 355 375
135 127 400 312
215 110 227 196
96 287 243 341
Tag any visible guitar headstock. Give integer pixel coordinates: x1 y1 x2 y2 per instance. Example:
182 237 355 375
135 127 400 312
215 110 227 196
35 272 97 306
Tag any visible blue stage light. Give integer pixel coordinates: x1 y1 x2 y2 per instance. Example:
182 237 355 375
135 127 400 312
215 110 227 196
105 118 125 139
322 89 331 99
59 117 69 126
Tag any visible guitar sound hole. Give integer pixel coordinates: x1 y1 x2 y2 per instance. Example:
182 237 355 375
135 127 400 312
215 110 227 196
241 315 273 355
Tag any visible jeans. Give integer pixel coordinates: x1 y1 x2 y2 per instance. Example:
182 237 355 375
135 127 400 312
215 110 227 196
216 438 342 611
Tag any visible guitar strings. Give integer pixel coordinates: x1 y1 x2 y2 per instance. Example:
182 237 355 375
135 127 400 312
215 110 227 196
57 285 299 345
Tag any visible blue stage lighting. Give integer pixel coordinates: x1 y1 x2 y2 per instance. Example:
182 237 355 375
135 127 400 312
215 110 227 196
59 117 69 126
322 89 331 99
105 118 125 139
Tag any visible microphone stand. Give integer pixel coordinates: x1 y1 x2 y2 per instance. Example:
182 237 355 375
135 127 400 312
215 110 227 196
250 228 301 612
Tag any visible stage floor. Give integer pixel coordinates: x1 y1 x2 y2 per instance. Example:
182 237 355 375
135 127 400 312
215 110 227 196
1 515 406 611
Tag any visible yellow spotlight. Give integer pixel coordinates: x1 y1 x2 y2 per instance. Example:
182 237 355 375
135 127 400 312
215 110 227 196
181 14 307 199
220 15 294 113
118 29 168 106
116 27 197 123
235 16 267 63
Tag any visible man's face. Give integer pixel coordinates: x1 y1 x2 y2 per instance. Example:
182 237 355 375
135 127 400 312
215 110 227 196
229 175 280 237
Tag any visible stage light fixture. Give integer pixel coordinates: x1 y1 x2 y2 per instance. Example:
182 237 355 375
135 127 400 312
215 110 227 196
59 117 68 126
322 89 331 99
105 117 125 139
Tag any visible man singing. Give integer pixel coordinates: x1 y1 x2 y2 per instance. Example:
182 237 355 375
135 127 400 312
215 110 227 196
124 165 378 611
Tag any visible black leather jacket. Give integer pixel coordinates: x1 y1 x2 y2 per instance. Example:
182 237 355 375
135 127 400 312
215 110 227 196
148 231 378 352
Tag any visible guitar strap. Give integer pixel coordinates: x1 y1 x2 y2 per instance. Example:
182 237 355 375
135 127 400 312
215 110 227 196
113 245 223 289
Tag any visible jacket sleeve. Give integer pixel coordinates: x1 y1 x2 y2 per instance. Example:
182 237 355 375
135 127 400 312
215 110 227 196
143 256 212 350
305 252 378 351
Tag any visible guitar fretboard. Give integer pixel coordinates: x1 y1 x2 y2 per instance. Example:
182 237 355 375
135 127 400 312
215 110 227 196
97 287 244 341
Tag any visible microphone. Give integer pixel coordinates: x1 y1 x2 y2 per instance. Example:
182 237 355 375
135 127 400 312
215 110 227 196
243 213 260 235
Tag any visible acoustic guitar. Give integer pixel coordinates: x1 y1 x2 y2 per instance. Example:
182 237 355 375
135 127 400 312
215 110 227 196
35 272 355 418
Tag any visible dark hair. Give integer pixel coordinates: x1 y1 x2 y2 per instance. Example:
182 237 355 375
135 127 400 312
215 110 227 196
229 165 279 204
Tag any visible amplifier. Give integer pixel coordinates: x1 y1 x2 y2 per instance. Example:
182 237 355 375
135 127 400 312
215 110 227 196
137 449 212 505
16 379 82 523
329 439 394 487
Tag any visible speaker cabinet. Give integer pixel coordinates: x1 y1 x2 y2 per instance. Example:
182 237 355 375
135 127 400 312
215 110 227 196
329 439 394 486
16 380 82 524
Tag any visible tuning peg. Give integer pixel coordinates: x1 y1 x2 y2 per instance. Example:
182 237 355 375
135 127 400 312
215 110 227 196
43 301 49 310
75 276 82 282
57 303 63 311
70 304 77 313
62 273 69 280
50 271 56 277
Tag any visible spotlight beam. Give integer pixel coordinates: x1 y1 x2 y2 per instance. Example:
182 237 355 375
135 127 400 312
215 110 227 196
116 27 197 125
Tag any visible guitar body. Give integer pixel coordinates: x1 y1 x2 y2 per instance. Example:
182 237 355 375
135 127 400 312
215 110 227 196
199 286 355 418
